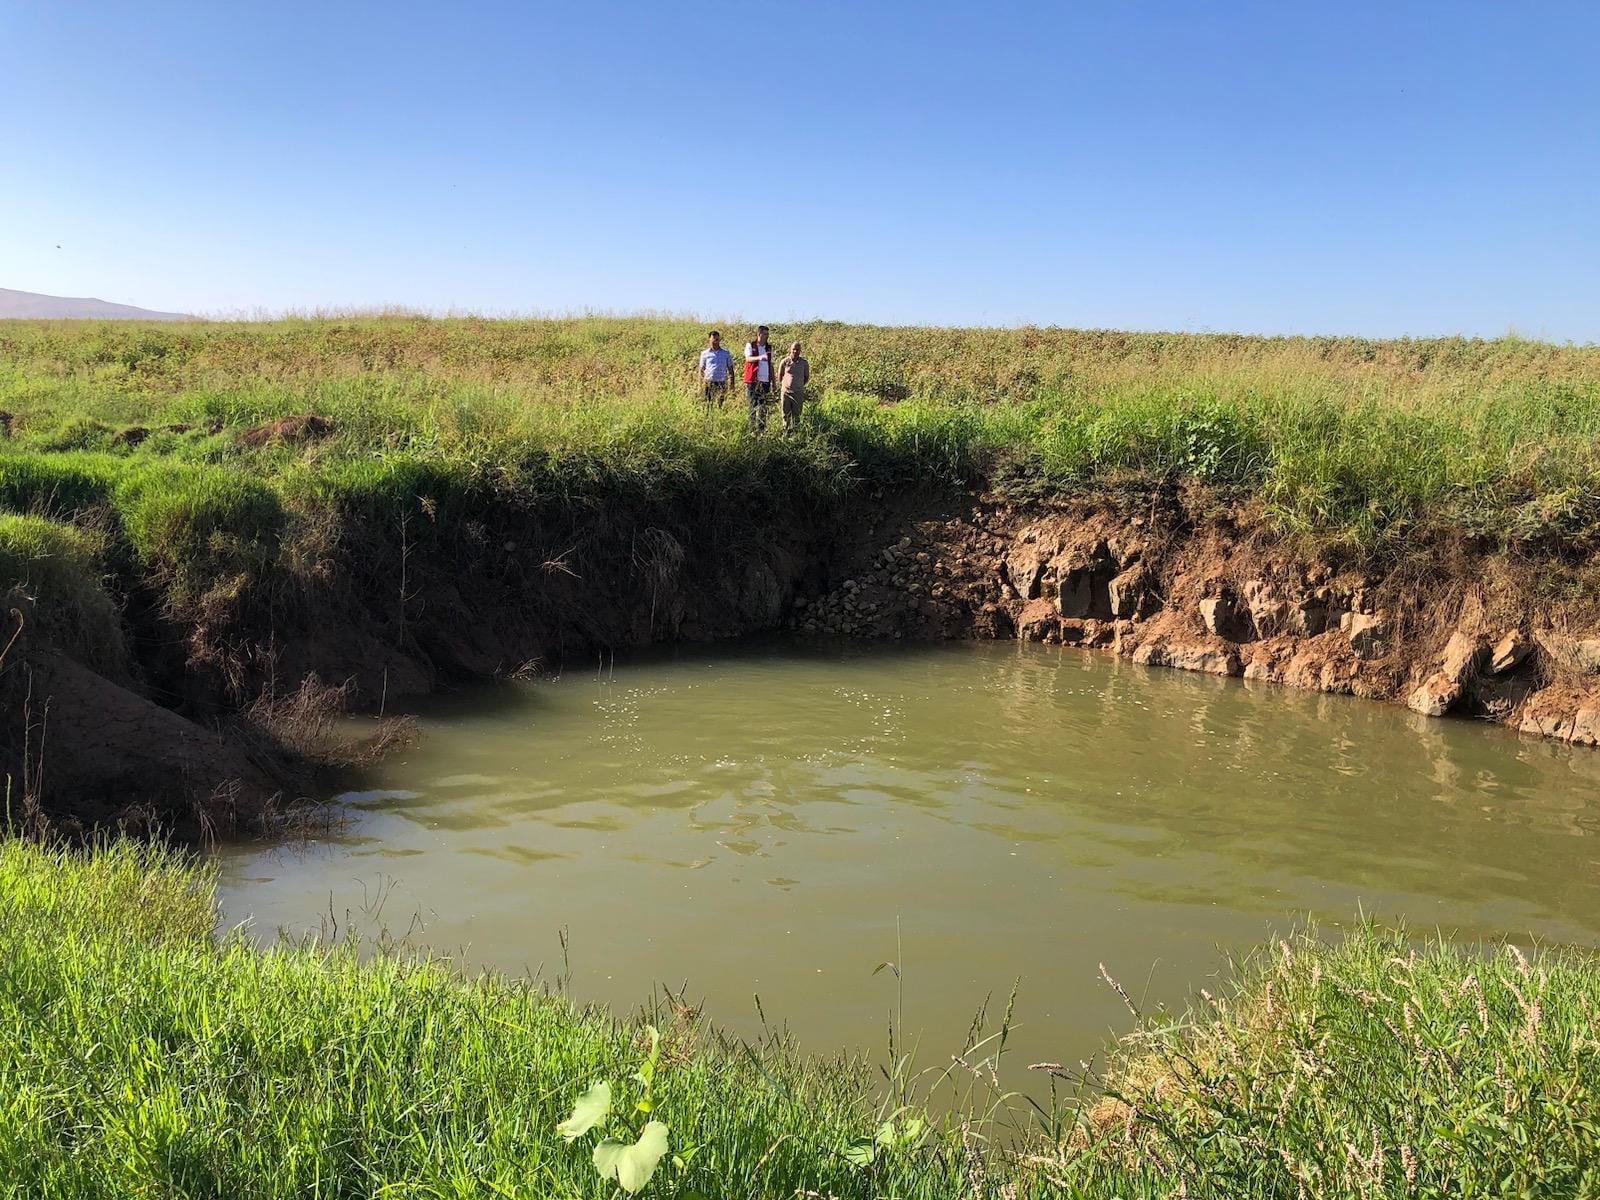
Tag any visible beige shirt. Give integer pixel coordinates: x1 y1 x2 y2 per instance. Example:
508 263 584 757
779 355 810 395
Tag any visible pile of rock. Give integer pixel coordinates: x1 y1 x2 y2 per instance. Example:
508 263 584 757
1406 630 1531 719
792 574 908 638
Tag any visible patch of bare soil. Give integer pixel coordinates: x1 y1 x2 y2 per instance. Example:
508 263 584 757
0 649 295 840
237 414 336 448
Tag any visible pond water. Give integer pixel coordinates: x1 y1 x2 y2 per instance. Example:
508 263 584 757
217 638 1600 1075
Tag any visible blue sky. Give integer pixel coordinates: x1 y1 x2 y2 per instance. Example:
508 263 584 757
3 1 1597 338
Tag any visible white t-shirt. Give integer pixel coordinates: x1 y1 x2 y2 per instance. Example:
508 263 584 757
745 341 773 383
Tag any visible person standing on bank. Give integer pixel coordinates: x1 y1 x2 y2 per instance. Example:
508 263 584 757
697 329 734 408
743 325 774 433
778 340 809 433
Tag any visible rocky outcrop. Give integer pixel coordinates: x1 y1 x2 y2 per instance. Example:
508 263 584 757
1406 631 1488 716
787 495 1600 750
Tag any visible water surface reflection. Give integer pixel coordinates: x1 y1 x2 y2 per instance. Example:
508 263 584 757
217 639 1600 1069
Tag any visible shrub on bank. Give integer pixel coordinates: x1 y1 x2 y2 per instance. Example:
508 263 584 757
3 838 1599 1198
0 513 124 672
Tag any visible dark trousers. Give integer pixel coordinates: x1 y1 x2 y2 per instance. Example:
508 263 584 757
746 380 772 432
703 379 730 407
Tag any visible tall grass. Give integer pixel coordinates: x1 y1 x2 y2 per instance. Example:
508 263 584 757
2 316 1599 570
3 839 1599 1197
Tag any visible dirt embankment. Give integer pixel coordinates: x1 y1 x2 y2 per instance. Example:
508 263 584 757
0 488 833 837
791 489 1600 746
9 484 1600 837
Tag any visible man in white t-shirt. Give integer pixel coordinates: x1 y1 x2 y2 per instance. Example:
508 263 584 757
743 325 774 433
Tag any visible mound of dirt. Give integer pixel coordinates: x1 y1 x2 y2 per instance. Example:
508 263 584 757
238 414 336 448
1 650 291 839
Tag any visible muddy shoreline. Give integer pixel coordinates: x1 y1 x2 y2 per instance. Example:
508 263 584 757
8 484 1600 836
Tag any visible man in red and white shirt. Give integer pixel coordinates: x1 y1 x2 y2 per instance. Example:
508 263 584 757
743 325 774 433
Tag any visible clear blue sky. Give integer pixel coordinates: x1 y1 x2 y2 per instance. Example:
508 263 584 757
4 1 1597 338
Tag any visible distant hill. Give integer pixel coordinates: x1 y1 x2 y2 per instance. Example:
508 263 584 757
0 287 191 321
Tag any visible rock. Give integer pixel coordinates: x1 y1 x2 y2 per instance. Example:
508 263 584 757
1563 638 1600 675
1343 612 1389 659
1407 673 1462 718
1133 640 1241 677
1107 566 1145 619
1200 592 1250 642
1243 656 1280 682
1086 621 1117 649
1242 580 1290 639
1056 562 1097 618
1017 600 1060 642
1488 629 1532 675
1289 597 1330 637
1439 631 1488 683
1519 708 1571 739
1569 708 1600 747
1106 537 1143 568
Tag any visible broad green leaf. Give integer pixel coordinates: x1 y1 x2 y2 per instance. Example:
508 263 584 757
593 1120 670 1194
556 1080 611 1142
842 1135 877 1166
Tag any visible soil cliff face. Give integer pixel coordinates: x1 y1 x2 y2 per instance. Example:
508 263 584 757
9 485 1600 836
792 490 1600 747
0 489 834 835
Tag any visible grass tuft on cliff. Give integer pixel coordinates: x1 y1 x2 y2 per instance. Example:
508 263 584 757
3 838 1599 1198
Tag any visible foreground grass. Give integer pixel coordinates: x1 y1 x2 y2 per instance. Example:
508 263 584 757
4 838 1599 1197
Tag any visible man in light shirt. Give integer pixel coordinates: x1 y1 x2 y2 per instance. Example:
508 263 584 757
744 325 774 433
696 330 734 408
778 341 810 433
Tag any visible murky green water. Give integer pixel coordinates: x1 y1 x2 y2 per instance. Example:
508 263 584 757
217 638 1600 1072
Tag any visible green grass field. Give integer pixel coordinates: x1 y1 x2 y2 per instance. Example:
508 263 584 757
5 321 1600 1193
4 837 1598 1198
3 315 1600 627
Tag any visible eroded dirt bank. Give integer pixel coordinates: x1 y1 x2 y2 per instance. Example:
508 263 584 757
790 488 1600 747
8 484 1600 835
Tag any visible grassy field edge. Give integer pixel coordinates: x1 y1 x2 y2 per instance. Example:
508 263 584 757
4 838 1598 1197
